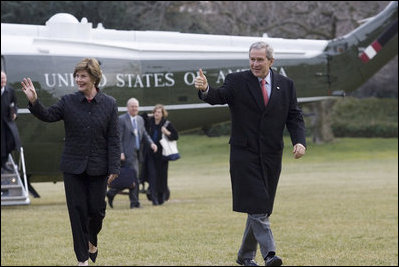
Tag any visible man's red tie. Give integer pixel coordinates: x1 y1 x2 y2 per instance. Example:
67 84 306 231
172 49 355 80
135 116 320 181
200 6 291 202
261 79 269 106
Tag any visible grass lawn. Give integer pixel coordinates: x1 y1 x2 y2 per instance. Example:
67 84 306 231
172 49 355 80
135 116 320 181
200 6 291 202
1 136 398 266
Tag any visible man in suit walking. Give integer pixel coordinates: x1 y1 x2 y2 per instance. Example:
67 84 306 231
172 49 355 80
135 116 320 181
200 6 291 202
107 98 157 209
194 41 306 266
1 71 21 173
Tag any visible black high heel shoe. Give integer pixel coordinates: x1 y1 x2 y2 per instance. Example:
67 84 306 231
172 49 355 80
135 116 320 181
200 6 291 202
89 249 98 263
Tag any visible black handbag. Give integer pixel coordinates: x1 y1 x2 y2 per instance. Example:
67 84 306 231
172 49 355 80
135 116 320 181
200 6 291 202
109 165 137 190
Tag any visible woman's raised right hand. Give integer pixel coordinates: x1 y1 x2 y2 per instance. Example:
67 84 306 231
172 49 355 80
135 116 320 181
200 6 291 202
21 77 38 104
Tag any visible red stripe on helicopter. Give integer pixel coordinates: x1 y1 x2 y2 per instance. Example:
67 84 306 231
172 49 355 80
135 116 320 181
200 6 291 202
359 41 381 63
371 40 382 52
359 19 397 63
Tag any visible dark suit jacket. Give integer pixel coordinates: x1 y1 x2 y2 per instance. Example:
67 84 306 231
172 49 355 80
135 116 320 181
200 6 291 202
1 85 21 157
29 90 120 176
200 69 306 215
119 112 154 175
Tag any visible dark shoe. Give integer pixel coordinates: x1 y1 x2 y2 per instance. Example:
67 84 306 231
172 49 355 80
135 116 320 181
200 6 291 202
89 249 98 263
106 193 114 208
164 188 170 201
236 258 258 266
146 191 152 201
130 203 141 209
265 255 282 266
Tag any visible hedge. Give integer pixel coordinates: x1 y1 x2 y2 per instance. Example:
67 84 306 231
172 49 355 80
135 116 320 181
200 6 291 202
331 97 398 137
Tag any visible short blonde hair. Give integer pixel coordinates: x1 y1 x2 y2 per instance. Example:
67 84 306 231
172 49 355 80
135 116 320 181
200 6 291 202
73 58 102 87
153 104 168 118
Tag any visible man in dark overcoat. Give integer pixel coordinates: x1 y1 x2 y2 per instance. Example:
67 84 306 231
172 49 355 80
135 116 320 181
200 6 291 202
195 41 306 266
1 71 21 173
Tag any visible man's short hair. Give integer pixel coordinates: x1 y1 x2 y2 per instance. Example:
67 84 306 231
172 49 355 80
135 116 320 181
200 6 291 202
249 42 274 60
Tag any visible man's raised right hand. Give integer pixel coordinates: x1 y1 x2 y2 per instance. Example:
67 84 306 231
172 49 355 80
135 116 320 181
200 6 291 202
194 69 208 91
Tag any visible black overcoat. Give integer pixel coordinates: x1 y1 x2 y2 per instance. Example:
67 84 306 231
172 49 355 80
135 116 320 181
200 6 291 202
145 118 179 193
200 69 306 215
1 85 21 158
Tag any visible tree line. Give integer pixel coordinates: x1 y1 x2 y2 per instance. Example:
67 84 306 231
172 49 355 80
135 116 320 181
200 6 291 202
1 1 397 98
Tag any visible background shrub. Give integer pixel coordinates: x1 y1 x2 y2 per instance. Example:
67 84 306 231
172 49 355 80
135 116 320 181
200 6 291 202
331 97 398 137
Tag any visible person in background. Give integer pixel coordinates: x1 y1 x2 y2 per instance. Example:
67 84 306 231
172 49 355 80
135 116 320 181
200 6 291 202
194 41 306 266
138 111 151 193
106 97 157 209
1 71 21 173
21 58 120 266
143 104 178 206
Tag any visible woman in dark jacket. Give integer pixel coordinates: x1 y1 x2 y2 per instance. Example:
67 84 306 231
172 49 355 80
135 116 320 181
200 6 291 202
21 58 120 266
144 104 178 205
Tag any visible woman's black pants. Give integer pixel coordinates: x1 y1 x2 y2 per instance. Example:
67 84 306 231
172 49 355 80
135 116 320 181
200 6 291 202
63 172 108 262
